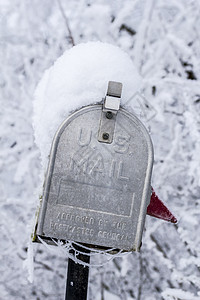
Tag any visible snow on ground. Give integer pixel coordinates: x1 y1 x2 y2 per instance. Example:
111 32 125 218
1 0 200 299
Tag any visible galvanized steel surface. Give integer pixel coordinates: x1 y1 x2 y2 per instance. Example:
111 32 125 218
37 105 153 251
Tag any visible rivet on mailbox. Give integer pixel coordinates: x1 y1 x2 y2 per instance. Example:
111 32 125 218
35 81 154 252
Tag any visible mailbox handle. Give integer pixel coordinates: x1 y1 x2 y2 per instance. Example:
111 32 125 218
65 246 90 300
98 81 122 144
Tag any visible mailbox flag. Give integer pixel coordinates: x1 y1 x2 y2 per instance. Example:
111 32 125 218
147 188 177 223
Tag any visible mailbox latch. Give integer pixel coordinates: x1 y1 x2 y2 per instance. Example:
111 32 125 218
98 81 122 144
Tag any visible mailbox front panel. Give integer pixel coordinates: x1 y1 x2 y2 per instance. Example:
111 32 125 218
37 105 153 251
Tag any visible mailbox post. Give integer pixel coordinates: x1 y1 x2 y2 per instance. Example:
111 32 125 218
35 81 154 299
65 246 90 300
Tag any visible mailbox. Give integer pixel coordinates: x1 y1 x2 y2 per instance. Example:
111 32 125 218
36 82 154 251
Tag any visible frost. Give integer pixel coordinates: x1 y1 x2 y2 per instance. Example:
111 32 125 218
162 288 200 300
37 236 128 268
1 0 200 299
23 238 34 283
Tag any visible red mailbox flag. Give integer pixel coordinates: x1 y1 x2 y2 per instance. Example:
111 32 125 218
147 188 177 223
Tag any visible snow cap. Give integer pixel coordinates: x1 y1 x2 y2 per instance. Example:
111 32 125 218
33 41 141 169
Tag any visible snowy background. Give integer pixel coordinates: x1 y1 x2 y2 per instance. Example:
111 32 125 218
1 0 200 299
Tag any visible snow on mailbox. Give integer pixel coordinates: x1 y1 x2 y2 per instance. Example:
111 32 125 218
36 81 154 251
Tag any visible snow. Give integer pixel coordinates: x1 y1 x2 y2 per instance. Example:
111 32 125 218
33 41 141 170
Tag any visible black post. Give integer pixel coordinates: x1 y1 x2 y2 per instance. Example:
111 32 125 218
65 246 90 300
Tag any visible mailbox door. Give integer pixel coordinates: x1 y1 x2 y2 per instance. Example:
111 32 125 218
37 105 153 251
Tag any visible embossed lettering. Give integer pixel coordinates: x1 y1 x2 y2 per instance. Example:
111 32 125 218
70 147 105 176
50 221 94 237
50 222 76 233
117 161 129 181
78 128 92 146
56 212 95 225
98 218 108 229
87 153 104 175
98 230 129 241
70 147 91 172
109 159 116 178
113 134 130 153
77 227 94 237
112 221 127 230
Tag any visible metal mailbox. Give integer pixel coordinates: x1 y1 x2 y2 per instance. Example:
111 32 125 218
36 82 154 251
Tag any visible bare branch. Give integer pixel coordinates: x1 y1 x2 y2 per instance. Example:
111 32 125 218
57 0 75 46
